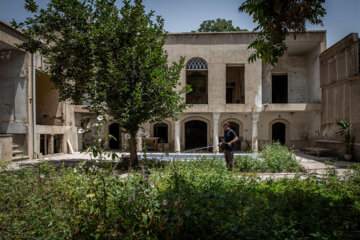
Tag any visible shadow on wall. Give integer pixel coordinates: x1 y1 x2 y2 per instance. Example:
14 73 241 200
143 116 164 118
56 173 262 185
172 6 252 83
0 50 27 134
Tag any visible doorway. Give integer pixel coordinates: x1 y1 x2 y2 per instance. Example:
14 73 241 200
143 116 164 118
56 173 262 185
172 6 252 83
272 122 286 145
185 120 207 150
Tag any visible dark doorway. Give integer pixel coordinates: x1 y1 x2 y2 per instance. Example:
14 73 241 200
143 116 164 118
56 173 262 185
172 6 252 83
228 122 241 151
272 75 288 103
272 122 286 145
185 120 207 150
154 123 168 143
109 123 121 149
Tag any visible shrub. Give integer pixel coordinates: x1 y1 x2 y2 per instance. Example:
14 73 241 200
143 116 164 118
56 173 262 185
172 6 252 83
1 159 359 239
234 142 302 173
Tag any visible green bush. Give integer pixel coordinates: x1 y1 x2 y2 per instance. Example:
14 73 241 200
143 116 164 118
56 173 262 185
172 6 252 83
1 160 359 239
234 142 302 173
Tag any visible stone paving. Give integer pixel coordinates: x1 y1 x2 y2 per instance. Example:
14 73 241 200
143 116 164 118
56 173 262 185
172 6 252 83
5 150 356 180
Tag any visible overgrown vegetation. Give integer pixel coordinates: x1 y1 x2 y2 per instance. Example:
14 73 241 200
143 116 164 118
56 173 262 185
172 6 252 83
235 142 302 173
1 157 360 239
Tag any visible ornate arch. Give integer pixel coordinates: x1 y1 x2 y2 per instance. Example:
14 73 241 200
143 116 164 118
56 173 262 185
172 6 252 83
186 57 208 71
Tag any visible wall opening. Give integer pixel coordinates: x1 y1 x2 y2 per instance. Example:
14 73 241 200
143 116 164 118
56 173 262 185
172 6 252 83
40 134 63 155
185 120 207 150
54 134 62 154
272 122 286 145
109 123 121 149
226 66 245 103
154 123 168 143
186 58 208 104
272 74 288 103
36 73 63 125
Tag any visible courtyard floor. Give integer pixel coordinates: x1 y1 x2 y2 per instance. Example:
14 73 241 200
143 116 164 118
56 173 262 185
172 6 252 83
5 150 355 179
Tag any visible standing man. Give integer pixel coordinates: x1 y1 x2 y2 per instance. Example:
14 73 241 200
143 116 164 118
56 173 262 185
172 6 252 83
218 122 238 170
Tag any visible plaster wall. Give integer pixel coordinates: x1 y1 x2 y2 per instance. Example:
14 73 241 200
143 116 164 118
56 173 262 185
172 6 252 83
262 54 310 104
164 33 262 113
319 33 360 160
0 50 28 134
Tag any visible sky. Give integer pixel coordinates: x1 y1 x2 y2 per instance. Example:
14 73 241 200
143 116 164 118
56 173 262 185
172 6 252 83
0 0 359 48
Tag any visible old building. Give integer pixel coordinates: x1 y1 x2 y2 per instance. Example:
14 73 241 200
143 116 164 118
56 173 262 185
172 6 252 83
1 18 359 162
100 31 327 154
0 20 78 162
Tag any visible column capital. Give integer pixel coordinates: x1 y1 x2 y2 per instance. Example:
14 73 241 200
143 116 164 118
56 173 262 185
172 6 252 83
212 113 220 121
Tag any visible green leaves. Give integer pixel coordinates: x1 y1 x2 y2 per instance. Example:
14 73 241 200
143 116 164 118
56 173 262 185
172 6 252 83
196 18 247 32
239 0 326 65
15 0 189 165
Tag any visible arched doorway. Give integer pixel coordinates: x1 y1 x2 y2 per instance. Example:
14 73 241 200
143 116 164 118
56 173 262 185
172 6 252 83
154 123 168 143
228 122 241 151
185 120 207 150
109 123 121 149
272 122 286 145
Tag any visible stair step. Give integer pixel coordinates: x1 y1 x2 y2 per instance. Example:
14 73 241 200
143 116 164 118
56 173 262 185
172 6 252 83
13 145 19 149
13 150 23 156
12 155 30 161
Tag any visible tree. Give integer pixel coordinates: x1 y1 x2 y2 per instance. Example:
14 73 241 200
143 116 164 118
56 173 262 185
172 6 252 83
239 0 326 65
13 0 189 166
196 18 247 32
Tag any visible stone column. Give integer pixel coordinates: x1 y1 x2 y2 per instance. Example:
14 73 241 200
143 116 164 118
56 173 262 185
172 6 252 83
48 134 54 155
174 120 181 153
213 113 220 153
251 113 260 152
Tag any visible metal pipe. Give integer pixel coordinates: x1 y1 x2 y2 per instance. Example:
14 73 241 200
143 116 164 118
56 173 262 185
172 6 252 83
32 53 36 157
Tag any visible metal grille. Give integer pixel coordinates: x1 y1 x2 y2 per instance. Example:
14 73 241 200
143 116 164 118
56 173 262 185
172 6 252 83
186 58 208 70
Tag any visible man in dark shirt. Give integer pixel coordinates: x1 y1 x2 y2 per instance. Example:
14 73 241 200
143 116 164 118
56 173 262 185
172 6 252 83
218 122 238 170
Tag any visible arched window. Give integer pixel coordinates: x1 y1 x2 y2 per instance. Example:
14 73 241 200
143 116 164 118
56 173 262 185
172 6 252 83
186 58 208 70
186 58 208 104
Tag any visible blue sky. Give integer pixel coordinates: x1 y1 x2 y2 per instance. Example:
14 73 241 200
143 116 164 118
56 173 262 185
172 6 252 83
0 0 359 48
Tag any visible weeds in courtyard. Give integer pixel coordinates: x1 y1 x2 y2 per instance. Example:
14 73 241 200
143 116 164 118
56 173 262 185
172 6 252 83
234 142 303 173
1 156 360 239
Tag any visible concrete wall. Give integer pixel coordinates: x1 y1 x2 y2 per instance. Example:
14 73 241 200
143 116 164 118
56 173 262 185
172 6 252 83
0 50 28 134
0 134 12 162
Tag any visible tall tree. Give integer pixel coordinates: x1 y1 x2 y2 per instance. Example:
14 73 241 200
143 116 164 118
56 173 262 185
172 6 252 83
239 0 326 65
13 0 189 166
196 18 247 32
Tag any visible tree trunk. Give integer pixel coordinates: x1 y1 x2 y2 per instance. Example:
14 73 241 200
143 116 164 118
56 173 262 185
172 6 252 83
128 134 139 167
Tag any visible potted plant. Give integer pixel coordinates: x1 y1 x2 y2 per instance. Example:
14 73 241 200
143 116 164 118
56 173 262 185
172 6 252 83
337 120 355 161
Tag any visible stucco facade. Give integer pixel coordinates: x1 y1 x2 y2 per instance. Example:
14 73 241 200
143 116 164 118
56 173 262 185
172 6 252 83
0 20 78 161
141 32 325 152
